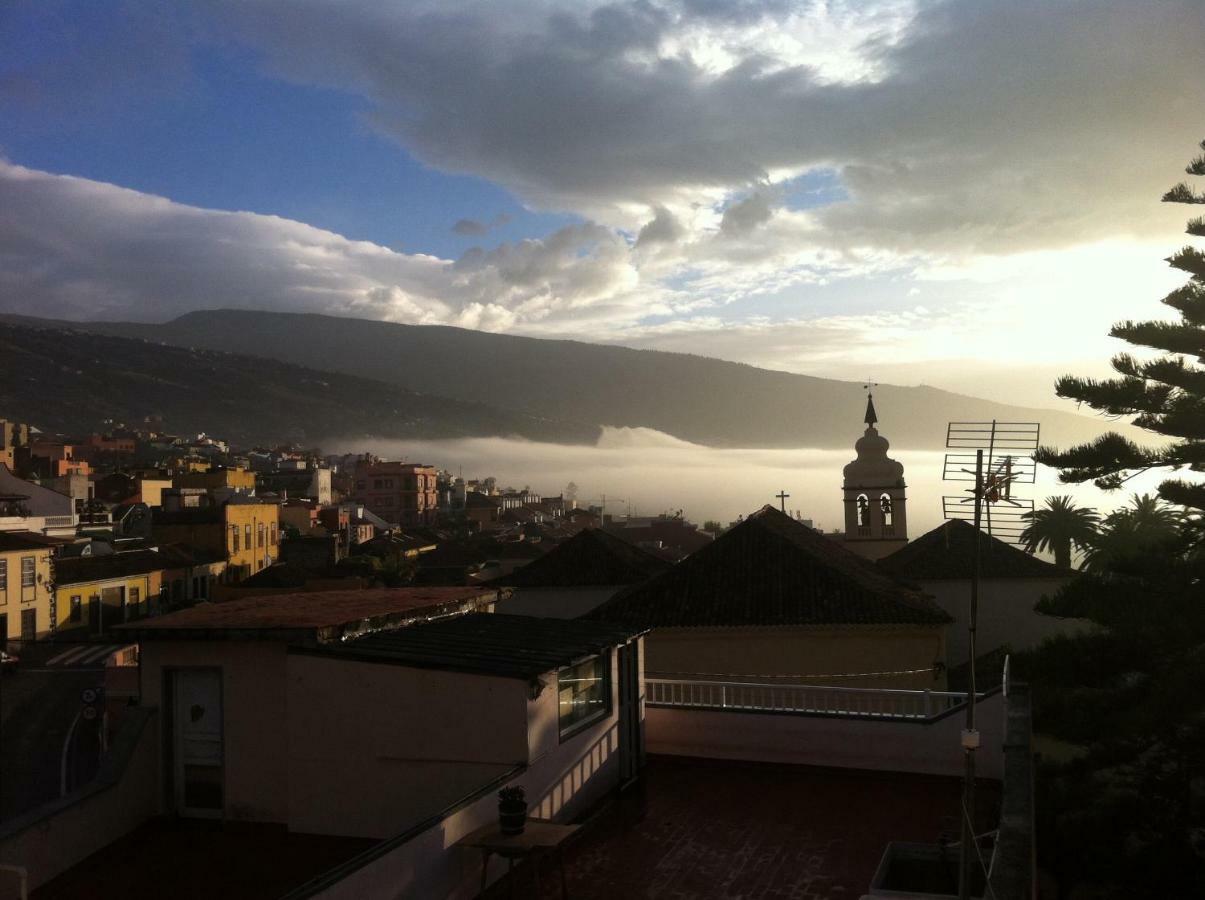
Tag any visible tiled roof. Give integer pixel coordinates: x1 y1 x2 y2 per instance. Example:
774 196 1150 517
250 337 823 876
55 549 171 585
588 506 950 629
491 527 672 588
326 612 643 679
877 519 1069 581
118 586 495 635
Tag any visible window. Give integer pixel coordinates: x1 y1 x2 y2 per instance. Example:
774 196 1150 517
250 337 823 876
244 524 251 549
230 525 240 554
130 586 141 608
21 556 35 588
269 523 277 546
879 493 894 527
373 479 383 489
70 595 82 622
855 493 870 527
557 654 611 740
257 523 265 548
0 559 6 595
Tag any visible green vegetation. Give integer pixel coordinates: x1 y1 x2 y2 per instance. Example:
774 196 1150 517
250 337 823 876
1015 140 1205 898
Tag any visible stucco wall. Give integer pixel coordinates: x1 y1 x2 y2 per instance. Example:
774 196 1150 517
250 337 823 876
285 653 530 839
494 587 618 619
646 690 1005 780
645 625 948 689
0 708 158 895
922 577 1088 666
139 640 290 823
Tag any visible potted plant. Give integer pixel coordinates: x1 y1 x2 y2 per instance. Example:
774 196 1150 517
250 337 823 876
497 786 528 835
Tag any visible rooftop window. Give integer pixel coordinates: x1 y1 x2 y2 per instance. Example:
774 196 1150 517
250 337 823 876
557 653 610 740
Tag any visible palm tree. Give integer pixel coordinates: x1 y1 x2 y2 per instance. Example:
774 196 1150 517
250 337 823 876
1082 494 1182 574
1020 495 1100 569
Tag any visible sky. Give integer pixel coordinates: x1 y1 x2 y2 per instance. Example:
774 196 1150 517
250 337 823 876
1 0 1203 408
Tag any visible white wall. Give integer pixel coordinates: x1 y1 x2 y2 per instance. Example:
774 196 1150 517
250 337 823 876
645 691 1006 780
493 587 618 619
285 654 530 839
923 577 1089 666
139 640 291 823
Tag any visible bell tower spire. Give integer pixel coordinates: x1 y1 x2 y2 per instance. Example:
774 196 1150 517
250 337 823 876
842 384 908 560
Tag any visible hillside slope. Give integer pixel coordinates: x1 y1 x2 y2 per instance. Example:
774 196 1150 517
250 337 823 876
2 309 1123 450
0 323 599 445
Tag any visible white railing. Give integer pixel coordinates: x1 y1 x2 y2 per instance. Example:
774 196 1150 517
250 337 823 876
645 678 976 721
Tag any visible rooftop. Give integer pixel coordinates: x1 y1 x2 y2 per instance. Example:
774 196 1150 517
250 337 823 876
116 587 496 638
54 549 170 585
325 612 643 679
490 527 672 588
31 818 375 900
878 519 1069 581
0 531 72 552
482 756 1000 900
589 506 950 629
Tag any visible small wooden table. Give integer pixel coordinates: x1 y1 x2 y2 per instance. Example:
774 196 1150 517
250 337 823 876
458 820 580 898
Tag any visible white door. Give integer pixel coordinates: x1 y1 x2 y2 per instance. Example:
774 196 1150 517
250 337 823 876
173 669 224 817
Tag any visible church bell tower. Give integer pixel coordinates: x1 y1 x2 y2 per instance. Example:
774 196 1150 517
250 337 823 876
842 390 908 560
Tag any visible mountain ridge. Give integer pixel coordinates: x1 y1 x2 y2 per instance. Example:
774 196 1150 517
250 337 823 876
0 309 1127 451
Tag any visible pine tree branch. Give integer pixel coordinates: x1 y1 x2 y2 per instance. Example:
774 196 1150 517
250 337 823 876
1166 246 1205 279
1157 478 1205 511
1035 434 1160 487
1160 281 1205 325
1110 320 1205 357
1163 183 1205 204
1188 216 1205 238
1133 356 1205 395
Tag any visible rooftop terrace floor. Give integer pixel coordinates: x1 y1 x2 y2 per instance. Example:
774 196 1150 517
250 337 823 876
488 755 1000 900
31 819 376 900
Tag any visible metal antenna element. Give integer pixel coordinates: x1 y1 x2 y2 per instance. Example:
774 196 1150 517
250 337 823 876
941 419 1039 900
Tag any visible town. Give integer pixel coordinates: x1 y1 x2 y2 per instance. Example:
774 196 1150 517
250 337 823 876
0 395 1057 899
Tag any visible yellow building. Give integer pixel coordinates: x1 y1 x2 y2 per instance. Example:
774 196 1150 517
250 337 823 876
152 499 280 584
54 550 169 637
173 468 257 493
0 532 56 643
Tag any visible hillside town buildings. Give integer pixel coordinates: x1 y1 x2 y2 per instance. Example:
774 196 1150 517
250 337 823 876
0 402 1043 899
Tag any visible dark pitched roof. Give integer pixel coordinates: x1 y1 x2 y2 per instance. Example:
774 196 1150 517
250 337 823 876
55 549 171 585
490 527 672 588
326 612 643 679
153 507 223 526
588 506 950 629
877 519 1070 581
0 531 71 552
117 587 495 637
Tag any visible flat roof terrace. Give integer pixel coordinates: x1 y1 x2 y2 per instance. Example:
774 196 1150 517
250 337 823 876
485 755 1001 900
31 819 376 900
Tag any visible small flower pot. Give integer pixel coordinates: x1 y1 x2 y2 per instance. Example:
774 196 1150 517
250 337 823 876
498 787 528 836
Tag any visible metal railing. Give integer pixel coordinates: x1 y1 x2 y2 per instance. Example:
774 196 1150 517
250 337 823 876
646 678 977 721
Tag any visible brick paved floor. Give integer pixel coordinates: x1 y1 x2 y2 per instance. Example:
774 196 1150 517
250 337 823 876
487 755 999 900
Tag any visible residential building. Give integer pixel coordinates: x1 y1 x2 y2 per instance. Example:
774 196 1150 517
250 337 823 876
350 460 438 526
53 549 169 636
173 467 256 495
0 419 30 471
492 527 672 618
0 531 58 644
589 505 951 689
842 393 909 561
0 464 77 536
463 491 502 530
878 519 1084 665
151 496 280 583
25 441 92 478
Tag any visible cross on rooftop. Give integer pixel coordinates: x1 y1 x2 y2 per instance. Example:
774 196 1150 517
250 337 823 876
775 490 790 512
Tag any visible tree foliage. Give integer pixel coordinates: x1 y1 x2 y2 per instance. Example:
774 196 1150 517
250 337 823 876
1036 140 1205 510
1019 495 1099 568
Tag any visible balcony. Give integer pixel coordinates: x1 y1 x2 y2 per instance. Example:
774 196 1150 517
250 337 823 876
646 678 975 721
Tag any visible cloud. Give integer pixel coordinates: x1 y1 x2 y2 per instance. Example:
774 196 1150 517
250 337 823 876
452 212 511 236
207 0 1203 253
0 161 651 330
719 191 774 235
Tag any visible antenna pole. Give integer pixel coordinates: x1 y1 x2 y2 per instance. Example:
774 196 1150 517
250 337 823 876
959 447 983 900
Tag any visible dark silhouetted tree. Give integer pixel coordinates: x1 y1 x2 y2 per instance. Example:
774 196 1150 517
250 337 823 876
1019 495 1099 569
1036 139 1205 512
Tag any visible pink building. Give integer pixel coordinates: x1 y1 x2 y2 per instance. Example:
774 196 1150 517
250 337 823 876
350 460 438 526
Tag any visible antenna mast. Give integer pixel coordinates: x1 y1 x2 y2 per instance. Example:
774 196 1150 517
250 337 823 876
942 419 1039 900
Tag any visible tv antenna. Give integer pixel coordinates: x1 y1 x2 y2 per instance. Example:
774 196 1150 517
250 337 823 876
941 419 1039 900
